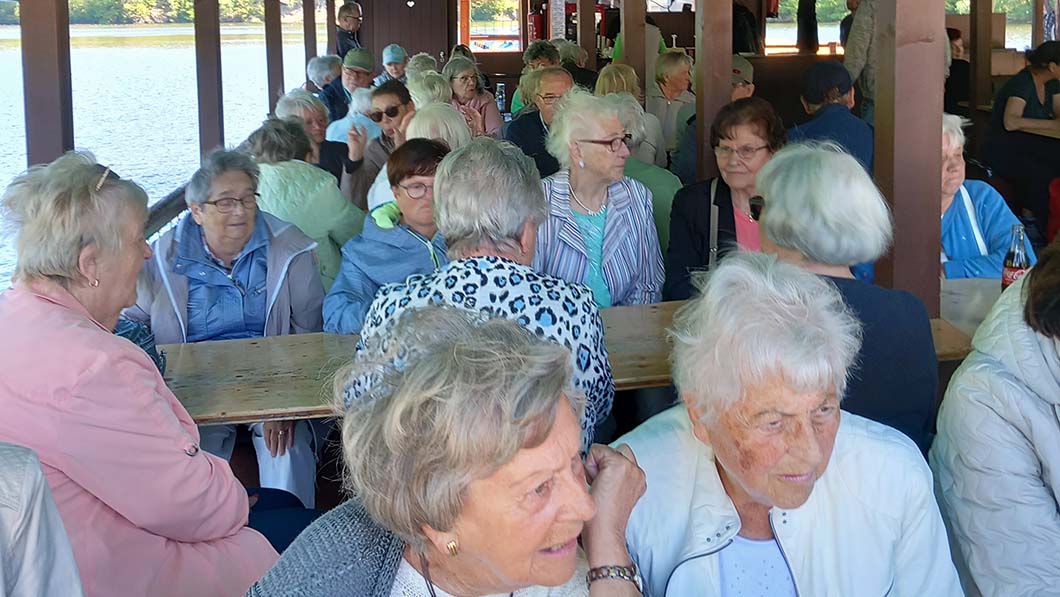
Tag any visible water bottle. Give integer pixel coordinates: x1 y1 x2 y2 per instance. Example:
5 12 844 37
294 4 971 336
1002 224 1030 290
496 82 506 113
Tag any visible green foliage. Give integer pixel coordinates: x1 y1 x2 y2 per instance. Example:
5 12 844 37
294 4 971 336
69 0 127 24
470 0 517 23
778 0 1034 23
219 0 264 22
57 0 271 25
0 3 18 26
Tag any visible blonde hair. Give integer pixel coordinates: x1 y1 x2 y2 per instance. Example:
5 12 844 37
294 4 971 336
408 71 453 108
595 63 640 97
274 89 329 122
2 151 148 286
655 50 693 85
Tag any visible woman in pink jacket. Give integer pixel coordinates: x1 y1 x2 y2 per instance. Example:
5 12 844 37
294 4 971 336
0 152 278 597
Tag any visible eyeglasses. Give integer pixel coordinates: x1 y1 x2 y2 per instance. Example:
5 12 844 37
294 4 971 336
398 182 433 199
714 144 769 161
578 134 632 153
203 192 259 213
749 196 765 222
341 15 364 22
369 105 402 122
536 94 562 105
453 75 477 84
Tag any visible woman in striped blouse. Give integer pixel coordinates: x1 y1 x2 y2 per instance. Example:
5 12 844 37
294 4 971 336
534 89 665 307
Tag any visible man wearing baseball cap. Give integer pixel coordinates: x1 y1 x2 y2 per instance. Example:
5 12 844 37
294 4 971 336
373 44 409 87
320 48 376 122
788 60 873 173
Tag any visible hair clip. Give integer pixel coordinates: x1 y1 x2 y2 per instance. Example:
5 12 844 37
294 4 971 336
95 166 111 192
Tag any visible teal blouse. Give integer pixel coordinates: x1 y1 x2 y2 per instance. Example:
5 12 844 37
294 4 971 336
571 207 612 308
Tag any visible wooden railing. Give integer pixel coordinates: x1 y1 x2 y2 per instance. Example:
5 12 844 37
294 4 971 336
146 186 188 239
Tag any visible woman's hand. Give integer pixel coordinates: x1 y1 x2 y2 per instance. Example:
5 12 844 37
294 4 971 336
393 110 417 147
582 443 646 568
347 125 368 162
263 420 296 457
460 105 485 137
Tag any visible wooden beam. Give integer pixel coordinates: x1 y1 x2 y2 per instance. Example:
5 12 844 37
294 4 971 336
304 0 318 72
265 0 285 114
1034 0 1046 47
460 0 471 47
968 0 992 152
578 0 597 70
874 0 945 316
694 0 732 181
194 0 224 156
326 0 338 54
621 0 646 93
20 0 74 166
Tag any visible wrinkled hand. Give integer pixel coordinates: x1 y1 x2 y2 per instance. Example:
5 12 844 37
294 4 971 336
582 443 646 567
393 109 417 147
263 420 296 458
459 105 485 137
347 124 368 162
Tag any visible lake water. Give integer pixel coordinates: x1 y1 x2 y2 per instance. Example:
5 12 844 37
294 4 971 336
0 21 1035 281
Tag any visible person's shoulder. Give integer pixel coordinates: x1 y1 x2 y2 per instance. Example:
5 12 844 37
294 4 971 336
614 406 699 468
830 413 933 506
963 179 1006 205
830 277 930 326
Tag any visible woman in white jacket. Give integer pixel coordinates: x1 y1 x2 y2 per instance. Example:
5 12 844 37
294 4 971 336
618 252 962 596
931 241 1060 597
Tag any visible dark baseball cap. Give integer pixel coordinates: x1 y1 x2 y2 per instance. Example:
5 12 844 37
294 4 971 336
802 61 852 104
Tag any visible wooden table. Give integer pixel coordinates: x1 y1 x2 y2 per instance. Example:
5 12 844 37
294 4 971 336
166 302 972 425
940 278 1003 337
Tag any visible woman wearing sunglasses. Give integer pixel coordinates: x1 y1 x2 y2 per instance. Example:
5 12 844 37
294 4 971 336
345 79 416 210
664 97 786 301
443 56 503 139
534 89 665 307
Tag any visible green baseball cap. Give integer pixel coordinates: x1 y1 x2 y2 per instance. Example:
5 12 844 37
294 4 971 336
343 48 374 72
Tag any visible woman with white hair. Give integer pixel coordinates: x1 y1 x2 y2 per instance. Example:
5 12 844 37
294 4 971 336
758 142 937 454
405 51 439 81
358 138 615 451
536 88 665 307
275 89 353 190
443 56 502 138
249 307 645 596
645 50 695 152
620 251 963 596
408 71 453 109
0 152 278 596
940 113 1036 279
305 55 341 91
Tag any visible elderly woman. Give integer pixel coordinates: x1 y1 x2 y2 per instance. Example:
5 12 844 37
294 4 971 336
758 142 938 454
450 43 494 92
510 40 561 114
347 79 417 210
274 89 352 189
323 139 450 334
664 97 786 300
443 57 503 138
941 113 1037 278
358 138 615 451
305 54 341 92
242 118 365 290
0 152 277 596
645 50 695 153
409 71 453 109
505 66 574 177
932 240 1060 596
249 307 645 596
406 51 439 81
596 63 666 167
536 89 664 307
621 251 962 596
128 149 326 512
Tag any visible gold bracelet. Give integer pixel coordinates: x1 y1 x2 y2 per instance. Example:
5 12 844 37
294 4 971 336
586 562 642 593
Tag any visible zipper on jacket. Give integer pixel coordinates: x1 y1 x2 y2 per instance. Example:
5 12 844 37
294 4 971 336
663 538 733 595
768 512 801 597
404 228 440 269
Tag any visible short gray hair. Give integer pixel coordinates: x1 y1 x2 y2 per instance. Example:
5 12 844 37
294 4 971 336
671 251 862 423
240 118 312 164
757 142 893 265
435 138 546 258
185 149 260 207
338 306 583 551
942 112 968 148
1 151 148 286
406 52 439 81
406 103 472 151
546 87 622 169
655 50 693 85
442 57 483 95
612 92 648 150
559 43 588 65
350 87 373 115
274 88 329 122
306 55 341 88
408 71 453 108
524 40 560 65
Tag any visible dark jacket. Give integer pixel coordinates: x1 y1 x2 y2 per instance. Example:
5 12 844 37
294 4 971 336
320 77 350 122
336 28 360 59
316 140 353 186
505 111 560 178
787 103 874 173
562 60 599 91
664 177 738 301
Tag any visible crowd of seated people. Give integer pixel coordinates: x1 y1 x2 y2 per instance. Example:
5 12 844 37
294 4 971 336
5 31 1060 597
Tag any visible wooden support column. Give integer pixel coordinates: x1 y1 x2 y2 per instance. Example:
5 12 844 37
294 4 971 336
874 0 945 315
265 0 285 114
694 0 732 180
194 0 224 156
326 0 338 54
460 0 471 46
577 0 597 70
20 0 74 166
968 0 992 152
1034 0 1046 47
620 0 646 93
304 0 318 70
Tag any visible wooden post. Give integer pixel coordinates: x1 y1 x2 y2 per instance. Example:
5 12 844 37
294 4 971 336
460 0 471 46
304 0 318 71
873 0 945 315
20 0 74 166
265 0 285 114
968 0 992 152
577 0 597 70
796 0 819 54
326 0 338 54
620 0 646 93
1034 0 1046 48
194 0 224 156
694 0 732 181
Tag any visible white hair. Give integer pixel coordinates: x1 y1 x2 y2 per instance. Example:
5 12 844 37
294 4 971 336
406 52 439 81
559 43 588 65
546 87 622 169
434 138 546 258
406 103 472 151
757 142 893 266
942 112 968 148
612 92 647 150
306 55 341 88
349 87 373 115
655 50 693 85
274 88 329 122
185 149 260 206
670 252 863 424
408 71 453 108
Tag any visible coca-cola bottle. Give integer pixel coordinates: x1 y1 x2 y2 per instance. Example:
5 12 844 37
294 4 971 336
1002 224 1030 290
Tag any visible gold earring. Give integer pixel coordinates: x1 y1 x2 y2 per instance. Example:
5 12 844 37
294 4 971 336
90 279 100 288
446 540 459 557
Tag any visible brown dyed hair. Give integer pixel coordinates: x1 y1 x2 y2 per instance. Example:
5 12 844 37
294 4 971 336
1024 240 1060 339
387 138 450 187
709 97 787 152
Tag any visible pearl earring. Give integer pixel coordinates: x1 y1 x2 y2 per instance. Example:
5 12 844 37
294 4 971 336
90 279 100 288
578 160 585 168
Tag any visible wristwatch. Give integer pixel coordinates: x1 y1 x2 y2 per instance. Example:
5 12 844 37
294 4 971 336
586 562 643 593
